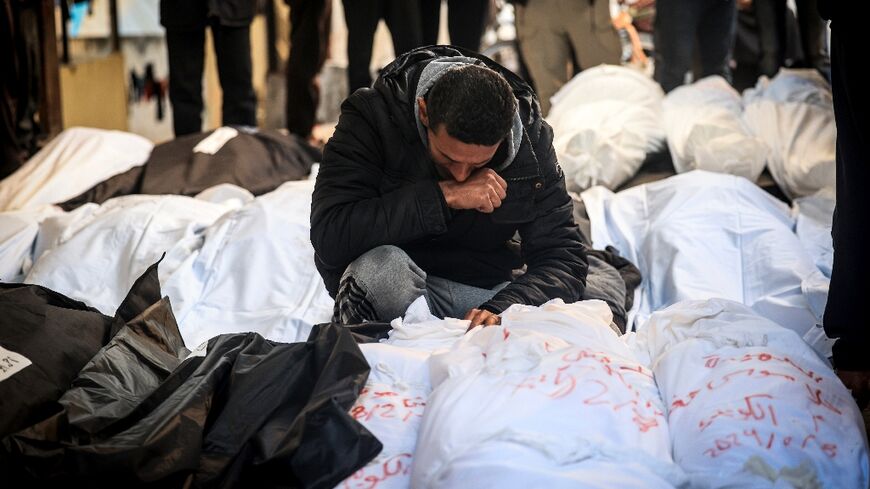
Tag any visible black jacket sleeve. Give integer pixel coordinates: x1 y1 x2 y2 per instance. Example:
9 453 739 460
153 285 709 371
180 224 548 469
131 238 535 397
479 122 588 313
310 94 451 292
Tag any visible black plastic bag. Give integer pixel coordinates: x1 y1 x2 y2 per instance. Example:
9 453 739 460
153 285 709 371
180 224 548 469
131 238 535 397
0 259 162 438
4 318 381 488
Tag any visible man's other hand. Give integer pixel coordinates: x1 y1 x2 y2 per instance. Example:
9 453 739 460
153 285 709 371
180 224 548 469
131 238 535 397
464 308 501 331
837 370 870 409
438 168 507 213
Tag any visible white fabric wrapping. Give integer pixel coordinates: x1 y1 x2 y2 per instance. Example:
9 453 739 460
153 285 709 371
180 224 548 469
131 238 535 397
25 193 236 314
0 127 153 211
547 65 666 191
161 180 334 347
635 299 869 489
411 299 685 489
383 296 470 353
792 188 835 278
0 205 64 283
743 69 836 199
338 344 432 489
581 171 832 356
21 180 333 347
663 76 768 181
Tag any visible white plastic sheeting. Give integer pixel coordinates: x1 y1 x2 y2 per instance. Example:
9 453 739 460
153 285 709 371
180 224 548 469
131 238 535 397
0 205 64 282
663 76 768 181
793 188 835 279
411 299 685 489
792 189 835 323
582 171 832 356
744 69 836 199
384 296 469 353
547 65 666 191
25 193 236 313
338 344 432 489
634 299 869 489
0 127 153 211
17 180 333 348
162 180 334 346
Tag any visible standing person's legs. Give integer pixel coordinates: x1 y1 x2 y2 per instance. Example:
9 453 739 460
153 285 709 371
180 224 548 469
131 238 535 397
824 21 870 373
212 20 257 127
384 0 423 59
754 0 786 77
285 0 331 137
568 0 621 71
166 27 206 136
794 0 827 70
515 0 571 115
420 0 441 46
446 0 489 52
342 0 381 93
696 0 737 83
653 0 700 92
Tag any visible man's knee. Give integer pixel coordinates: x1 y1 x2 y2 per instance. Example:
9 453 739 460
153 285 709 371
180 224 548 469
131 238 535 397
343 245 419 284
335 245 427 323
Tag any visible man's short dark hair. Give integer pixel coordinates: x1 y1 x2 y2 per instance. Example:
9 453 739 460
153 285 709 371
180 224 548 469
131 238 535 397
426 64 517 146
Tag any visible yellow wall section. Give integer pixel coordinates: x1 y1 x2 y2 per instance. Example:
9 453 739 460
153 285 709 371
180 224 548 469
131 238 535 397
60 53 129 131
60 16 268 136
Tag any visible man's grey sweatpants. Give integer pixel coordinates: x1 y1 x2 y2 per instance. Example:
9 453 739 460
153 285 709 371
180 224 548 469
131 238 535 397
332 245 507 324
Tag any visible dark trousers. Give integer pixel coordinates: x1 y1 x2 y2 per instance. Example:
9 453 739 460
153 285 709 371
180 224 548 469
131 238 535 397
751 0 825 72
166 19 257 136
419 0 489 52
753 0 786 77
794 0 826 70
824 20 870 371
285 0 331 137
342 0 422 93
654 0 737 93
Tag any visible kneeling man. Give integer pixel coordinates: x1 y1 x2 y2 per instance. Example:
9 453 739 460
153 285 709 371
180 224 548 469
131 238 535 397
311 46 588 328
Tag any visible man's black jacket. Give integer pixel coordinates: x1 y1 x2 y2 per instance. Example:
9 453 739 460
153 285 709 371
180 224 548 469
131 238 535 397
311 46 588 314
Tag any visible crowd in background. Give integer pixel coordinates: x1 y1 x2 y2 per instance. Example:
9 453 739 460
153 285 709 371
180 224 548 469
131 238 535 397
159 0 830 141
